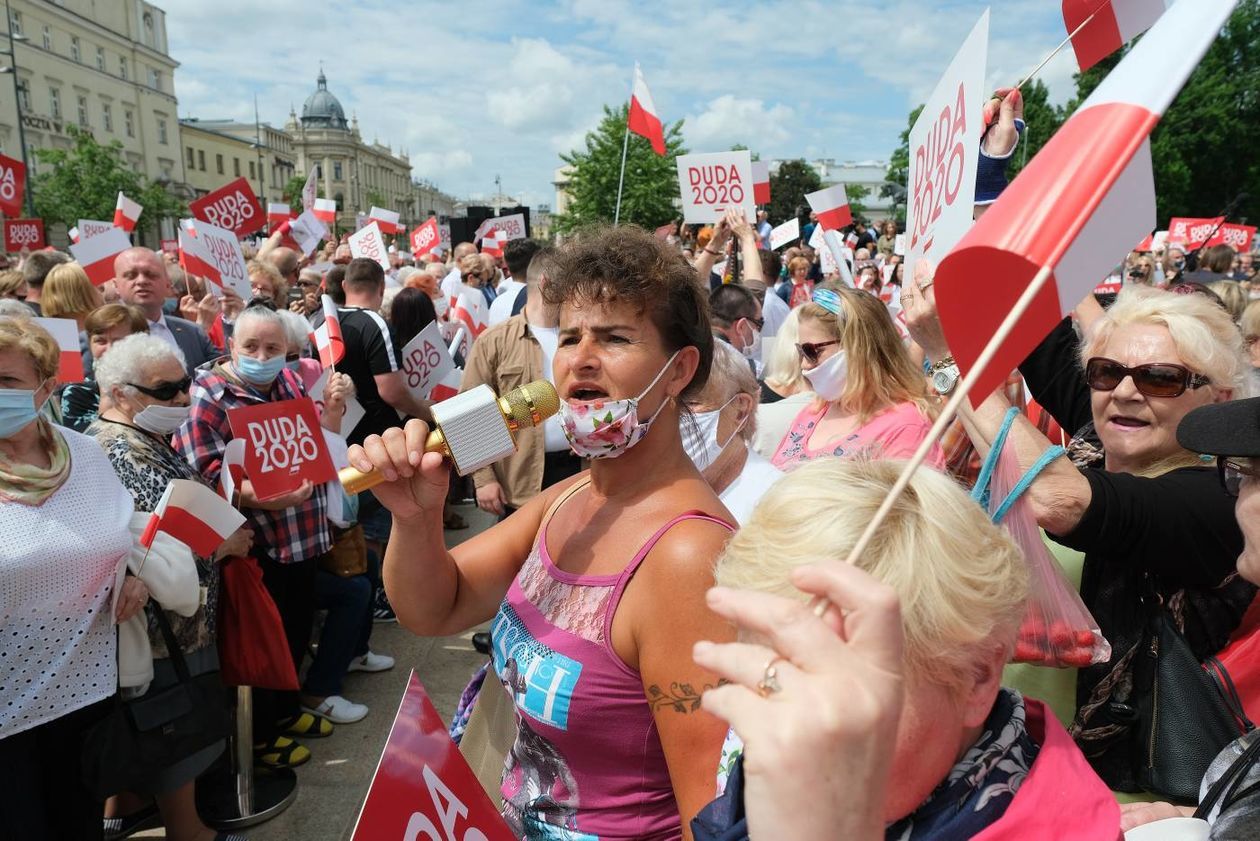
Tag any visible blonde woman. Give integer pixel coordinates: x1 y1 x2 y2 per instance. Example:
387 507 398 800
42 263 104 328
0 269 25 300
691 459 1120 840
1209 279 1247 324
770 285 942 470
906 278 1253 793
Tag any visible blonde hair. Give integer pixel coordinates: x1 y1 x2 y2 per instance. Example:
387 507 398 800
246 259 287 301
41 263 103 318
787 256 811 274
1242 299 1260 343
762 307 808 396
1209 280 1248 324
0 270 23 298
798 284 934 423
715 458 1028 692
0 316 59 381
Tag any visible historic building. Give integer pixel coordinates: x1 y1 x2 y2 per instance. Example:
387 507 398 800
179 118 296 206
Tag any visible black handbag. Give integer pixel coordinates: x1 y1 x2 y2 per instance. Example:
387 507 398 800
81 601 230 799
1134 608 1254 803
1195 732 1260 822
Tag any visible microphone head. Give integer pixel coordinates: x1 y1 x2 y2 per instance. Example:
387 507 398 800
502 380 560 428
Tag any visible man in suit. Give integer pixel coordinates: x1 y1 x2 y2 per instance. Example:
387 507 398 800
113 247 219 373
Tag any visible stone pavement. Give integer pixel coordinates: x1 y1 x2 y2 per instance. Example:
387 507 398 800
136 502 498 841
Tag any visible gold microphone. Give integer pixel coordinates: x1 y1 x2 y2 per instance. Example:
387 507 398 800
339 380 561 494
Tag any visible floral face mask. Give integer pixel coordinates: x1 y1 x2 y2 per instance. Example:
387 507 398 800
559 351 680 459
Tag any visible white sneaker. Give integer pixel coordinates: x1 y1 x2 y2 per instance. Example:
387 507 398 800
303 695 368 724
348 651 395 673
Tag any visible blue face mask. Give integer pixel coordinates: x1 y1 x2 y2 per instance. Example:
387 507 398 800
234 354 286 386
0 388 42 438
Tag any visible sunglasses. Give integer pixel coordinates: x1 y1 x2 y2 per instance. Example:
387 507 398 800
1085 357 1211 398
795 339 842 364
129 376 192 401
743 315 764 331
1219 458 1260 497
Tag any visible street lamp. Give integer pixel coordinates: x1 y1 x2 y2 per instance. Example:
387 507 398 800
0 0 30 215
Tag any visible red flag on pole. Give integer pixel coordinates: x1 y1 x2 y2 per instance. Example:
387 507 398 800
806 184 853 232
627 63 666 156
113 192 143 233
140 479 246 557
1064 0 1171 73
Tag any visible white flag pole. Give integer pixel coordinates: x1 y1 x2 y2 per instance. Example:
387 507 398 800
613 121 631 227
1013 0 1108 91
822 229 856 287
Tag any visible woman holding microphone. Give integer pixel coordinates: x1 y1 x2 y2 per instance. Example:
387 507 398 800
349 225 735 841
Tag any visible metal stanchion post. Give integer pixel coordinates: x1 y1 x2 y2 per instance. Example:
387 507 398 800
197 685 297 830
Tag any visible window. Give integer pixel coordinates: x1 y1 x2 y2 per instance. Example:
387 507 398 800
16 80 29 112
157 117 167 145
197 150 205 171
315 164 322 179
70 36 80 62
9 10 22 37
147 67 160 91
124 109 134 137
333 161 342 181
40 25 50 50
186 146 194 168
102 102 112 132
96 46 105 71
119 56 127 80
49 88 60 119
215 153 223 175
76 94 87 127
233 157 240 177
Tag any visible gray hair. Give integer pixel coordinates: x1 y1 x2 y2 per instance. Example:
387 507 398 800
0 299 32 320
396 266 421 286
234 304 286 338
95 333 186 398
700 341 760 442
276 309 312 353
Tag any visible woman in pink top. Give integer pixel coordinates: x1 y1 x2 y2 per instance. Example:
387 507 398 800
771 285 943 471
350 227 736 840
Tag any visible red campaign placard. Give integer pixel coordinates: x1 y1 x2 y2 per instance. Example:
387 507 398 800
351 671 515 841
189 176 266 238
410 217 440 256
3 218 44 251
0 153 25 218
1167 216 1224 250
226 397 337 501
1207 223 1256 253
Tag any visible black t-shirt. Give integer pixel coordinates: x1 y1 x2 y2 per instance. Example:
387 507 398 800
317 306 401 445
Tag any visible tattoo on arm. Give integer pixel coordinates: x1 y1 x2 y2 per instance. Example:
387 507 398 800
647 680 730 714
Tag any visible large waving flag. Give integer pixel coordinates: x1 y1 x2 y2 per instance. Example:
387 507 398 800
627 64 666 156
935 0 1236 404
141 479 246 558
313 197 337 224
1064 0 1171 73
314 294 345 368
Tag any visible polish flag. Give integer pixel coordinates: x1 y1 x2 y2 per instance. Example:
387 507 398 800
481 228 508 258
452 288 490 339
313 197 337 224
752 161 771 205
32 317 85 383
1064 0 1171 73
627 63 666 156
68 226 80 244
314 294 345 368
806 184 853 232
301 167 319 211
69 226 133 285
428 367 464 402
219 438 247 504
268 202 295 232
934 0 1235 404
178 219 221 289
140 479 246 558
113 192 143 233
368 207 401 235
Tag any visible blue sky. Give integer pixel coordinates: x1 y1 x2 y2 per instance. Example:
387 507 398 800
162 1 1080 210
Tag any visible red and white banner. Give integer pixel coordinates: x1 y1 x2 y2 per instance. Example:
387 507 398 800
113 192 143 233
226 397 337 501
69 227 133 285
0 153 25 218
627 63 666 156
140 479 246 558
32 316 84 383
189 177 265 238
1207 223 1257 253
676 150 755 224
267 202 295 232
400 321 456 401
3 218 44 252
1168 216 1225 250
350 671 515 841
451 288 489 340
314 294 344 369
410 217 440 257
933 0 1234 404
77 219 117 241
368 207 401 235
1064 0 1171 73
905 9 988 283
68 226 80 244
769 217 800 250
472 213 527 242
349 221 389 270
194 219 251 300
480 228 508 258
806 184 853 232
313 197 337 224
752 160 771 205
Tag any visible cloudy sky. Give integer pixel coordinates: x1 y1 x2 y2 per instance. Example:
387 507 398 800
163 0 1079 209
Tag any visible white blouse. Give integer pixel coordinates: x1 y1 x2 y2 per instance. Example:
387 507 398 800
0 428 134 738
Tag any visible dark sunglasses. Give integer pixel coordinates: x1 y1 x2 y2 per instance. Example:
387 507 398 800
1219 458 1260 497
1085 357 1211 398
795 339 842 365
129 376 192 401
743 315 764 331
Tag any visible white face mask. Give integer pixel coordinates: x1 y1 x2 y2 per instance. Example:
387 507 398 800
681 395 744 471
133 403 191 435
559 352 679 459
803 348 848 402
739 320 762 362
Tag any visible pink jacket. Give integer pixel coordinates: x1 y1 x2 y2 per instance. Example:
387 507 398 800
972 699 1122 840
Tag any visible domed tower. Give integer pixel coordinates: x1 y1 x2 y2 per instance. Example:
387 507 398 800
301 70 349 131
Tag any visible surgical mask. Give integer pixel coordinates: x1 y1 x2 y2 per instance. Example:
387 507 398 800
560 352 679 459
285 359 302 373
0 387 41 438
133 403 190 436
803 349 849 402
234 354 286 386
681 396 743 471
739 321 762 362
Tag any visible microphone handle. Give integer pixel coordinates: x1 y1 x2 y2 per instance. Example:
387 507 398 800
339 426 448 494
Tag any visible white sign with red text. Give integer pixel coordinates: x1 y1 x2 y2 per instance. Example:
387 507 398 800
77 219 118 241
400 321 456 401
905 10 988 282
349 221 389 270
676 150 755 224
769 217 800 250
473 213 526 242
196 220 251 300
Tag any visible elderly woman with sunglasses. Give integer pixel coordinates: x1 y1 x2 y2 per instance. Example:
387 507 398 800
904 271 1252 795
769 285 944 471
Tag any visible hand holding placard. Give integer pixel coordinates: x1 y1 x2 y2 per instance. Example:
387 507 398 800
227 397 338 501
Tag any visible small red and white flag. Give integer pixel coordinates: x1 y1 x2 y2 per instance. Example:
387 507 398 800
219 438 246 504
1064 0 1171 73
68 226 80 244
368 207 400 235
313 197 337 224
268 202 295 232
178 219 221 289
935 0 1235 403
481 228 508 258
627 63 666 156
113 192 143 233
806 184 853 232
845 231 860 248
69 226 133 285
32 317 85 383
452 288 490 340
140 479 246 558
752 161 771 205
314 294 345 369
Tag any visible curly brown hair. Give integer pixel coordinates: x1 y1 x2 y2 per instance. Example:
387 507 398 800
545 225 713 401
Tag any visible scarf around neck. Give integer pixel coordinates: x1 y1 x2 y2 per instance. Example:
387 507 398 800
0 419 72 506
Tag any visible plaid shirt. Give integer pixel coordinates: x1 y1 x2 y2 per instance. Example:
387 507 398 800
173 362 330 564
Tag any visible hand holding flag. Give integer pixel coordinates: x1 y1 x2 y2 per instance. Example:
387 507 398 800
314 294 345 369
140 479 247 559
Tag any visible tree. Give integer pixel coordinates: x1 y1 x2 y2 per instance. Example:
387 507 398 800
554 104 686 234
767 159 822 226
32 127 184 242
883 106 923 226
282 174 322 213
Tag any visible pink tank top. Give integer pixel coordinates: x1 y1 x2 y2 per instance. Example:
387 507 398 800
490 483 732 840
770 399 945 471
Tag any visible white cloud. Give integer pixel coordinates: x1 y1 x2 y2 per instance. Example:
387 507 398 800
685 96 793 152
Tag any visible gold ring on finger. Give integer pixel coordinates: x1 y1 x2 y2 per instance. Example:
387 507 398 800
756 657 785 697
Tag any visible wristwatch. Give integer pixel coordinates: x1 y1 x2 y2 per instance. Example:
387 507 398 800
930 356 960 396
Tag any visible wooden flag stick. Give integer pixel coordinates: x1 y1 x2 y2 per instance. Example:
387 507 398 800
812 263 1055 617
1013 0 1109 92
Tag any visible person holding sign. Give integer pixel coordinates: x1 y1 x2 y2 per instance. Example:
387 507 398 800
349 226 737 840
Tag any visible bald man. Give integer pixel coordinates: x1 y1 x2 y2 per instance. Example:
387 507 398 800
265 246 301 293
113 247 218 372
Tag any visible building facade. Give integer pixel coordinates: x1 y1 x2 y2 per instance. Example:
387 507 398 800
769 158 895 219
181 118 296 206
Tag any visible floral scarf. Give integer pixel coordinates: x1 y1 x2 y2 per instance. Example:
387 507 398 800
0 419 71 506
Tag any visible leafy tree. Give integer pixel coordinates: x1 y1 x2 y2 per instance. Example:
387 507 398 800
282 174 324 213
554 104 686 234
847 183 871 221
32 126 184 243
767 159 822 226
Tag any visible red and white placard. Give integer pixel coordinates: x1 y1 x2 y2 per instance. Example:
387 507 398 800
226 397 337 501
349 221 389 270
3 218 44 252
0 153 24 217
189 177 265 238
1207 223 1256 253
676 150 755 224
289 209 329 257
400 321 456 402
195 219 251 300
1168 216 1225 250
32 316 84 383
77 219 118 241
472 213 526 242
69 227 133 285
769 217 800 250
410 217 441 256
